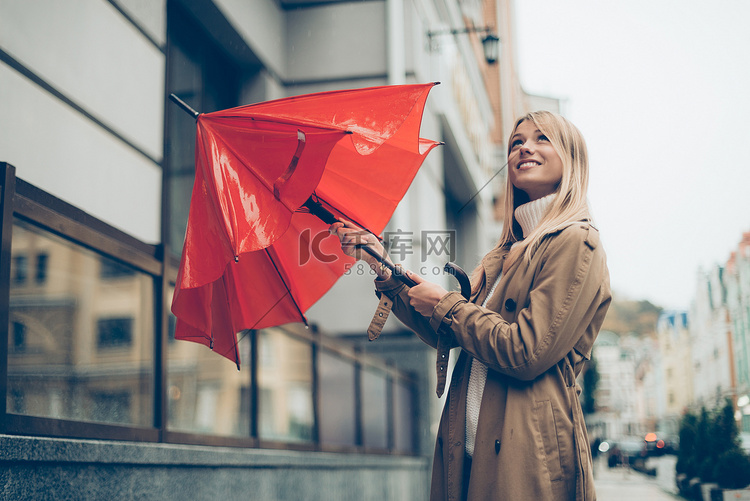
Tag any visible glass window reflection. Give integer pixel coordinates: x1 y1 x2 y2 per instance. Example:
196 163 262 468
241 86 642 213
257 327 313 443
166 294 252 437
393 380 414 453
318 351 356 448
362 368 389 450
7 219 154 426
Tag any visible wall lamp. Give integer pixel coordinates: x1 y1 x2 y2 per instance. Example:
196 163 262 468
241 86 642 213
427 26 501 65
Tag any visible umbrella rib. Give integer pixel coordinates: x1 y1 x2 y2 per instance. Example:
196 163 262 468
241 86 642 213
262 246 308 326
249 289 293 330
219 273 242 370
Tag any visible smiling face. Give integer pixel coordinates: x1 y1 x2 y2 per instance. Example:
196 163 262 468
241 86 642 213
508 120 564 201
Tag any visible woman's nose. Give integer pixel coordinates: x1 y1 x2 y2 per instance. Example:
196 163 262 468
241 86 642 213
520 141 534 154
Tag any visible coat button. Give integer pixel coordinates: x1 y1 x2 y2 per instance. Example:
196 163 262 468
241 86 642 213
504 299 516 311
495 440 501 454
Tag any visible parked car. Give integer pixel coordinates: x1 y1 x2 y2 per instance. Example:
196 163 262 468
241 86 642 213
644 432 671 456
604 437 647 467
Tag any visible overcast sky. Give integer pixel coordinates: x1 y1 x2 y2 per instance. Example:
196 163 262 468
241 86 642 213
514 0 750 310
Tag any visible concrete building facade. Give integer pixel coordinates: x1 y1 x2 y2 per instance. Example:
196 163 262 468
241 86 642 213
0 0 540 498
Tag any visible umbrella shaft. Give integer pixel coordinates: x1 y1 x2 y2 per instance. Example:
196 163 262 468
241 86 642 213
302 197 338 224
358 245 417 288
301 197 417 288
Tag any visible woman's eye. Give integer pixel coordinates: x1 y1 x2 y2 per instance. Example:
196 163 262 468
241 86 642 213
511 139 523 148
538 134 549 142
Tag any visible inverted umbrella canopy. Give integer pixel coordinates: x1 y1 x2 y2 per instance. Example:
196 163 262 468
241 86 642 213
171 83 441 367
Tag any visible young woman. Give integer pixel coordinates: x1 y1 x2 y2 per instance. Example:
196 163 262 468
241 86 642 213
331 110 611 500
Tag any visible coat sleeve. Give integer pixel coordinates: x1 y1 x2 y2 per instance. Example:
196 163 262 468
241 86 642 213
374 275 453 349
431 224 610 381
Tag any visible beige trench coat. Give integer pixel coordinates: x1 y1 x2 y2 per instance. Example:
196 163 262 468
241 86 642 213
375 222 611 501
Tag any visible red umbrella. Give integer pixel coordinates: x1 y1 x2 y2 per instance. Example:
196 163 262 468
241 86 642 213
170 83 443 368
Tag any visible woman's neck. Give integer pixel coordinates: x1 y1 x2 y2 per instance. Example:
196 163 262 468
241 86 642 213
515 194 555 238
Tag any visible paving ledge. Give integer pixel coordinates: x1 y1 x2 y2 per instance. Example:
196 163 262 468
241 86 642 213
0 434 427 469
0 435 430 500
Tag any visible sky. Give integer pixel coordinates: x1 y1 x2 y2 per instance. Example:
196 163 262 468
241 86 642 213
514 0 750 310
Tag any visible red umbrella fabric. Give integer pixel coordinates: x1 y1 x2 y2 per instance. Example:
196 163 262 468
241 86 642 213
171 83 440 367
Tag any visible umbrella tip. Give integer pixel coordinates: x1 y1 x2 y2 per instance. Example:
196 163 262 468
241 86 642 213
234 255 239 263
169 93 201 119
432 81 441 86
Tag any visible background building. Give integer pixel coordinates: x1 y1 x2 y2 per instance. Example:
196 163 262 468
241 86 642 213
690 264 735 410
0 0 551 498
726 233 750 430
585 229 750 450
655 310 692 439
588 331 641 441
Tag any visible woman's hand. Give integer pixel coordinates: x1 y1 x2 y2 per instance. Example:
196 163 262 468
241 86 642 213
405 270 449 317
329 220 391 279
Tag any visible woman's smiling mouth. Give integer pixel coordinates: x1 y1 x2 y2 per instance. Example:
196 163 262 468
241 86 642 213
517 160 540 170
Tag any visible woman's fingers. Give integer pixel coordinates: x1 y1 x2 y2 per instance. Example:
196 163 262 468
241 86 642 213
328 222 344 234
406 272 449 317
328 220 385 266
405 269 424 284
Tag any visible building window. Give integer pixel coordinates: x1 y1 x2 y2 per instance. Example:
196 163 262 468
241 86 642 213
11 321 26 352
167 331 252 437
12 254 28 285
257 328 313 443
165 2 240 255
318 350 357 447
91 391 131 423
393 380 415 453
2 37 419 449
97 317 133 348
6 217 154 427
35 253 48 284
100 256 135 279
362 368 388 450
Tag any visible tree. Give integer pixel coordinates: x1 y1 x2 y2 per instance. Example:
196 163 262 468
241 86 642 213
676 411 698 478
676 401 750 489
697 407 715 481
713 398 740 455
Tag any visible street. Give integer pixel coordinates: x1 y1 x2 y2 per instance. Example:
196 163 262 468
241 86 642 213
594 455 681 500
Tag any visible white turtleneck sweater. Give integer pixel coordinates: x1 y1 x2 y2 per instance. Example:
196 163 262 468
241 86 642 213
465 194 554 457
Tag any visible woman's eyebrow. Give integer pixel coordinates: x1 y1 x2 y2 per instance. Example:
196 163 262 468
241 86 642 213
511 129 542 139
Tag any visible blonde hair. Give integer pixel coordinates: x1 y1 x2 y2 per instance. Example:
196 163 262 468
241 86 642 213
471 111 591 294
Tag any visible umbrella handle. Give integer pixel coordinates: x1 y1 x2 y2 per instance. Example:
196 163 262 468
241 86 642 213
443 262 471 300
